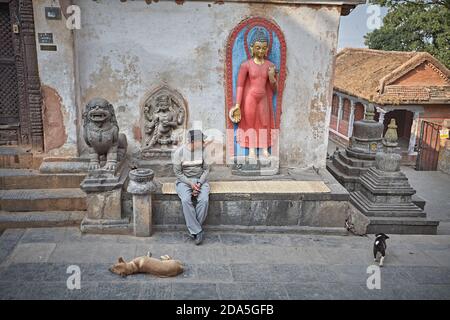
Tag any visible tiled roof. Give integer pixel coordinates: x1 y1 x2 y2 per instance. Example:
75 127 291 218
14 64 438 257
334 48 450 105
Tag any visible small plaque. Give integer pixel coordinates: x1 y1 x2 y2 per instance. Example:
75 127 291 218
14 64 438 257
38 33 53 44
45 7 62 20
40 45 57 52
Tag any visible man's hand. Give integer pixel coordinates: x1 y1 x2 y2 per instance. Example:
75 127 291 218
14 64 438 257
191 183 201 197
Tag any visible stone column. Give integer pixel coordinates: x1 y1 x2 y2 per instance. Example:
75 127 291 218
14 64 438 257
377 107 386 125
336 95 343 131
348 100 355 137
408 112 420 155
127 169 157 237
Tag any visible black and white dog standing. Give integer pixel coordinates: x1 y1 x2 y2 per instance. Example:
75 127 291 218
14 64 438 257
373 233 390 267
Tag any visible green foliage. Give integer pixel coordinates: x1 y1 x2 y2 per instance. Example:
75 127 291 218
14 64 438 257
365 0 450 68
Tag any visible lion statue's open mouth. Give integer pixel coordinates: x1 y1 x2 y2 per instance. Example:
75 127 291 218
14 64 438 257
88 108 110 123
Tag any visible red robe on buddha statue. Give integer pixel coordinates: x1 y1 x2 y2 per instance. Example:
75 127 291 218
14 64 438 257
235 59 277 149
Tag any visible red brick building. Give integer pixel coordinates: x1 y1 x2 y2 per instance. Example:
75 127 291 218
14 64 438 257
329 48 450 162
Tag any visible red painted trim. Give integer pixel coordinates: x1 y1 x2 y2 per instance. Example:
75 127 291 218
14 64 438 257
225 16 287 157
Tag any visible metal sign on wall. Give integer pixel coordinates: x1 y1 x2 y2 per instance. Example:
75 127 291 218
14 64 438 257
45 7 61 20
38 33 53 44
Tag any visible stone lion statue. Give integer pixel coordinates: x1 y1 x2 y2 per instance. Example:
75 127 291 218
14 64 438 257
83 98 127 172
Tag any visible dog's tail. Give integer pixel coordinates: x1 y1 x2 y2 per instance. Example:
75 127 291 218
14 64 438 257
147 251 152 257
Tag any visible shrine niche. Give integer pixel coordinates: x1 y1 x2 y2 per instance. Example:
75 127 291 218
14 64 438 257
225 17 287 175
141 85 188 159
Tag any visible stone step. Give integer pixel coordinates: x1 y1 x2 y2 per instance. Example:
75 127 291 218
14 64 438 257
0 188 87 212
412 195 426 210
0 169 85 190
0 211 85 231
326 161 360 192
339 151 374 168
332 156 358 176
359 175 416 195
350 191 426 218
0 146 34 169
367 217 439 235
154 224 350 236
333 155 370 177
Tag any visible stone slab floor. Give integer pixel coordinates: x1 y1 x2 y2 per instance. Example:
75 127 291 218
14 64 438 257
0 227 449 300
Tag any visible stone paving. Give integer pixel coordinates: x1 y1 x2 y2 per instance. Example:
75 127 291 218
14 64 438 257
401 166 450 235
1 227 449 300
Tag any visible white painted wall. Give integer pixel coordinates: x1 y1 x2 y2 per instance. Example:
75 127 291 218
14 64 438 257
33 0 78 156
34 1 340 169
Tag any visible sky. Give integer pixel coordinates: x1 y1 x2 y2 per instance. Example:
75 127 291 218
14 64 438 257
338 3 388 50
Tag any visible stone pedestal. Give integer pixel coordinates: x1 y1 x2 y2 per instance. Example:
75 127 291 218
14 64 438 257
80 162 131 234
231 156 280 176
127 169 157 237
327 104 384 191
350 119 439 234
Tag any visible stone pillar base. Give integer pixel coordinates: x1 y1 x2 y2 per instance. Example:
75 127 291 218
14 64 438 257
132 195 152 237
80 160 130 235
127 169 157 237
85 188 123 221
80 217 132 235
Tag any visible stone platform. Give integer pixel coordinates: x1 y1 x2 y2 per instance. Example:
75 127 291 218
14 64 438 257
161 180 331 195
121 167 351 233
327 150 375 191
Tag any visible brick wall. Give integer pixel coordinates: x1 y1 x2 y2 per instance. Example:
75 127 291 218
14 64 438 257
354 102 364 121
393 62 448 86
420 105 450 124
338 98 351 135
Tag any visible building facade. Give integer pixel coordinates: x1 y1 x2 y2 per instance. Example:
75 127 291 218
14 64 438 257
329 48 450 165
1 0 363 170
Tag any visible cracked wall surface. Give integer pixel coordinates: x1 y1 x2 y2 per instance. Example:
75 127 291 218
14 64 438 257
33 1 340 168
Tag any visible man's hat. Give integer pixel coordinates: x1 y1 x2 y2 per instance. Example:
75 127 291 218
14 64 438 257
188 129 207 143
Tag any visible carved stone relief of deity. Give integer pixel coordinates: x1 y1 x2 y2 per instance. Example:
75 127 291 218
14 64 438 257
141 85 187 159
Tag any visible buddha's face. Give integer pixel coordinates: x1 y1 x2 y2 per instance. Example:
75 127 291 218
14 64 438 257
251 41 268 59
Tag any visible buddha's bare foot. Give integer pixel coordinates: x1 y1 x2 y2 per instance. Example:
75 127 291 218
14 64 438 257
248 149 256 159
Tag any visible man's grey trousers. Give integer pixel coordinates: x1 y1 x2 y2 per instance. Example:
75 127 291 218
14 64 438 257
175 182 210 235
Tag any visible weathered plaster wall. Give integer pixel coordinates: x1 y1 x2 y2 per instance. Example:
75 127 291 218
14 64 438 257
70 1 339 168
33 0 78 156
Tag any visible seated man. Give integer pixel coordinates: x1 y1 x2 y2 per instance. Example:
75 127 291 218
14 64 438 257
173 130 210 245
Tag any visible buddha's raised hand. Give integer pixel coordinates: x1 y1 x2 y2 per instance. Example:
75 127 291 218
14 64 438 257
268 66 276 82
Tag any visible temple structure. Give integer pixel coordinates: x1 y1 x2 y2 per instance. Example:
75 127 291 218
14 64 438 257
350 119 439 234
4 1 437 235
329 48 450 168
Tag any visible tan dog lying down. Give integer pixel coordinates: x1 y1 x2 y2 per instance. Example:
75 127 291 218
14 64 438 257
109 253 183 278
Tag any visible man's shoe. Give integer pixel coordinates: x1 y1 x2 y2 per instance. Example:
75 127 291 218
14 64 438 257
188 233 196 240
195 231 204 245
